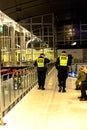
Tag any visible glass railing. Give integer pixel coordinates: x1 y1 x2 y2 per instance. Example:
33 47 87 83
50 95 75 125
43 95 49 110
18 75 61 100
0 66 37 125
0 63 54 125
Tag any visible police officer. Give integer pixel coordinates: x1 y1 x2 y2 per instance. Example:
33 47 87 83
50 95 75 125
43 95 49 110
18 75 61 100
55 51 71 92
34 53 50 90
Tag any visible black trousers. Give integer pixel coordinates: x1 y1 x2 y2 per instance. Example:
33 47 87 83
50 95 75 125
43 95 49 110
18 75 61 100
80 82 87 98
37 70 46 88
58 71 68 90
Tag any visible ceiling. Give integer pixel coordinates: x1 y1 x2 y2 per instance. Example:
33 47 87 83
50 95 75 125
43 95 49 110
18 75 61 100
0 0 87 25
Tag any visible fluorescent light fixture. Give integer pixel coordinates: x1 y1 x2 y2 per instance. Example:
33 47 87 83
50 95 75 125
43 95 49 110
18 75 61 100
71 42 77 46
16 44 21 48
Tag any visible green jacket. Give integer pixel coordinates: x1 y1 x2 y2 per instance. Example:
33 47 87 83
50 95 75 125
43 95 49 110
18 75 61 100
76 71 86 86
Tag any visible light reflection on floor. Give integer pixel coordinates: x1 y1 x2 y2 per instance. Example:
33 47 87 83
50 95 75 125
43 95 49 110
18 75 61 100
0 69 87 130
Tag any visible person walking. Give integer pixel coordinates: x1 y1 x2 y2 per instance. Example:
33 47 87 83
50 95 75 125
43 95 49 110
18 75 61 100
55 51 71 92
34 53 50 90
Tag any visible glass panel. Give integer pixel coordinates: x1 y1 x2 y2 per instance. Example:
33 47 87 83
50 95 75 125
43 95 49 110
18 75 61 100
33 30 40 36
49 37 53 47
64 32 72 41
81 25 87 30
57 26 64 33
32 25 41 30
81 20 87 24
73 24 80 40
58 41 64 45
73 31 80 40
43 25 53 35
49 26 53 35
32 17 41 23
81 40 87 47
49 37 53 42
43 15 52 23
49 42 53 48
15 31 21 48
65 41 72 45
81 32 87 39
64 25 72 32
44 37 48 43
32 25 42 36
44 25 48 35
57 33 64 41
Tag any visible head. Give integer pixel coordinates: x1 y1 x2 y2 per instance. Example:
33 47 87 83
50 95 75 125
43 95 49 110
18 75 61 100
40 53 45 58
79 65 84 71
83 66 87 73
61 51 67 56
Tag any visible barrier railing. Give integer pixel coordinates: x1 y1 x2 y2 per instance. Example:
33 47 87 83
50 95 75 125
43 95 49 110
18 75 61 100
0 67 38 125
0 62 54 125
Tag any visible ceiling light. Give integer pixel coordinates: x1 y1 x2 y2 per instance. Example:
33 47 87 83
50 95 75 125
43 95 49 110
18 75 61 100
71 42 76 46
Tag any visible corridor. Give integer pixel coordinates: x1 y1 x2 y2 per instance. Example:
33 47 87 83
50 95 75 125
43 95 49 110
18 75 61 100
0 67 87 130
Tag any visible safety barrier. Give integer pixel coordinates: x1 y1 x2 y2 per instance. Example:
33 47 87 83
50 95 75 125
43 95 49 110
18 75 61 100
0 66 38 125
0 62 54 125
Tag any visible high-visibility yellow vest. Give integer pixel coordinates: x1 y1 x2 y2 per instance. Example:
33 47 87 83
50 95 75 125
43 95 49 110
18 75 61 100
37 58 44 67
59 56 68 66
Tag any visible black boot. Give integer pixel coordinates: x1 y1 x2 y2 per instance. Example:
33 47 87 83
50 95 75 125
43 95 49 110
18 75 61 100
62 88 66 92
75 85 80 90
58 87 62 92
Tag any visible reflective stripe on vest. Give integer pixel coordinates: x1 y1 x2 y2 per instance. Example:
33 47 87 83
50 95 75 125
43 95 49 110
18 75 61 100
60 56 68 66
37 58 44 67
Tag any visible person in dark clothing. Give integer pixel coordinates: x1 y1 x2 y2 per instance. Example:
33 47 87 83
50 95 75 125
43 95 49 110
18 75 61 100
55 51 71 92
68 54 73 66
75 66 85 90
34 53 50 90
78 66 87 101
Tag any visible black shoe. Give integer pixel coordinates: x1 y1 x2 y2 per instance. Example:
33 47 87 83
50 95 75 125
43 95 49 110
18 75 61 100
58 89 61 92
42 88 45 90
78 96 83 99
75 85 80 90
38 87 41 89
19 87 23 89
75 88 79 90
62 89 66 92
80 98 87 101
58 87 62 92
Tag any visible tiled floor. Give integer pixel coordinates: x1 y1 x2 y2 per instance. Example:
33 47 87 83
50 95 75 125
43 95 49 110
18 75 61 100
0 68 87 130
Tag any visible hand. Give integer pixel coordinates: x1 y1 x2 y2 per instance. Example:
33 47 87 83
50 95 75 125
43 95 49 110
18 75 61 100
79 82 81 86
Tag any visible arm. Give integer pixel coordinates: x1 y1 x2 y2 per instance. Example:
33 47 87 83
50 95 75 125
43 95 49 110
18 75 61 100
45 58 50 64
77 72 86 85
34 60 37 67
67 54 73 66
78 72 86 82
55 58 59 70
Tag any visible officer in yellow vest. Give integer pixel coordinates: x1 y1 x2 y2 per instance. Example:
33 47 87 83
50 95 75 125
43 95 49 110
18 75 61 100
34 53 50 90
55 51 70 92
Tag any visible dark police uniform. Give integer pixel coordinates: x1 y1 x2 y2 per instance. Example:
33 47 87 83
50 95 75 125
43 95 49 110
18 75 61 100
80 73 87 101
55 51 71 92
34 53 50 90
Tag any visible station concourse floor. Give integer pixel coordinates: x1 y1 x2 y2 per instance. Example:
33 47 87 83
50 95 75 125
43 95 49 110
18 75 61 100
1 67 87 130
